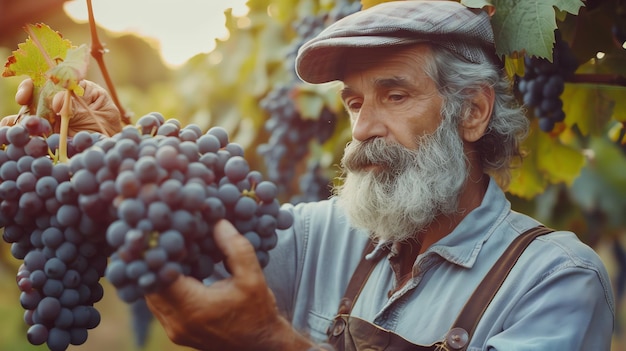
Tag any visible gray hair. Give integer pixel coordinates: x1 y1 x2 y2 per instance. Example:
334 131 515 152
423 45 529 189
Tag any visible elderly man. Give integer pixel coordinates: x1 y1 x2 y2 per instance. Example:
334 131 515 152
5 1 614 350
145 1 614 351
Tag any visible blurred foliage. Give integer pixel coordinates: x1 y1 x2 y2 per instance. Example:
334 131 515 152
1 0 626 350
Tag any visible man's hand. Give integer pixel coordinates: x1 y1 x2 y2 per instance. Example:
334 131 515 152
144 219 315 351
1 79 123 137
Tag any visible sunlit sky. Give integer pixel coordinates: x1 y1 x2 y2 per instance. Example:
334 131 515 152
63 0 250 68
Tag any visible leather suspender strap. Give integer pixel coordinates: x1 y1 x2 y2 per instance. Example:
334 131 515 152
328 226 555 350
444 225 554 350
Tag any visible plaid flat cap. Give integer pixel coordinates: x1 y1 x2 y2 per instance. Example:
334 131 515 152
295 0 499 84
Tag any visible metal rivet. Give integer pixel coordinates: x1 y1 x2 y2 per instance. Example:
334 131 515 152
446 327 469 349
331 319 347 337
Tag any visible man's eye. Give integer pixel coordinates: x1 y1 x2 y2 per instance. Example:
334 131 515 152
347 101 362 110
388 94 405 102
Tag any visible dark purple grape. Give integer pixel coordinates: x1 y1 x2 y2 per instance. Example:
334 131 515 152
224 156 250 182
234 196 257 220
22 115 52 136
25 136 49 157
6 124 31 147
137 114 162 135
47 327 71 351
27 324 49 345
207 126 229 147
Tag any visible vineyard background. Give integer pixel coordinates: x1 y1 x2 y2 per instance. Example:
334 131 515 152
0 0 625 350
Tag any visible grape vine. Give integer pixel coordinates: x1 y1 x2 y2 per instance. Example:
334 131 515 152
516 30 580 133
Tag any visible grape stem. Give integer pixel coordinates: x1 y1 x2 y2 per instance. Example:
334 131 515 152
86 0 132 125
58 89 72 163
567 73 626 87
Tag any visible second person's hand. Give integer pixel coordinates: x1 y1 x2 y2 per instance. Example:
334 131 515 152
1 79 123 137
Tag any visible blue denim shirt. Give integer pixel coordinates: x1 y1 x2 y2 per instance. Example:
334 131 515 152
263 178 615 350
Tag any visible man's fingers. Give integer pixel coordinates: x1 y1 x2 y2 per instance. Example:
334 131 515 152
0 115 19 127
51 90 65 114
51 80 101 113
213 219 264 279
15 79 34 106
145 275 198 309
144 276 178 309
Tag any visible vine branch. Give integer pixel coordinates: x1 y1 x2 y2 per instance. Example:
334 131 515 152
566 73 626 87
85 0 132 125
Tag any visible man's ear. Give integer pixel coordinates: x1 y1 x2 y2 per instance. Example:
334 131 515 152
460 85 494 142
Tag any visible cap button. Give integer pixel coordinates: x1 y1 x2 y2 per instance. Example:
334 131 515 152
446 327 469 350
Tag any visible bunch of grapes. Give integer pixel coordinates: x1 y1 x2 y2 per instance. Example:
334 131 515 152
289 160 332 204
0 113 293 350
517 30 579 132
284 15 326 74
257 84 336 198
102 114 293 303
258 0 360 203
284 0 361 74
0 117 110 351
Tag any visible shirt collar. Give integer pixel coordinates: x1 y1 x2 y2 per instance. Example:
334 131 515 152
426 177 510 268
364 177 510 268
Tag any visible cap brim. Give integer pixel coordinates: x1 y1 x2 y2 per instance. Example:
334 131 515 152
295 36 424 84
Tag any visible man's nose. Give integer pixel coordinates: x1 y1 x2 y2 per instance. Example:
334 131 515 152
351 103 386 142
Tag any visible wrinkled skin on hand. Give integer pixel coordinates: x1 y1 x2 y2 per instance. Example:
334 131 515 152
145 220 315 351
0 79 123 137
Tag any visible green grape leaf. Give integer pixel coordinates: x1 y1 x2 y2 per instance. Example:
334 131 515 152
293 88 325 120
606 88 626 122
508 130 548 199
588 137 626 194
2 23 74 87
561 83 621 135
536 129 585 185
293 82 343 120
361 0 396 10
570 137 626 227
48 44 90 96
508 119 585 198
462 0 584 59
504 56 525 78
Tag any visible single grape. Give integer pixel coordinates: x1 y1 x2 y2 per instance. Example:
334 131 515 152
224 156 250 183
27 324 49 345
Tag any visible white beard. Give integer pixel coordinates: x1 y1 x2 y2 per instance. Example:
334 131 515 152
335 117 468 242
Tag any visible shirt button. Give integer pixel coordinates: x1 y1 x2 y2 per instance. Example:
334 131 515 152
331 319 347 337
446 327 469 349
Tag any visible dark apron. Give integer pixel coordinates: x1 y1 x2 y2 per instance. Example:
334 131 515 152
326 226 553 351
